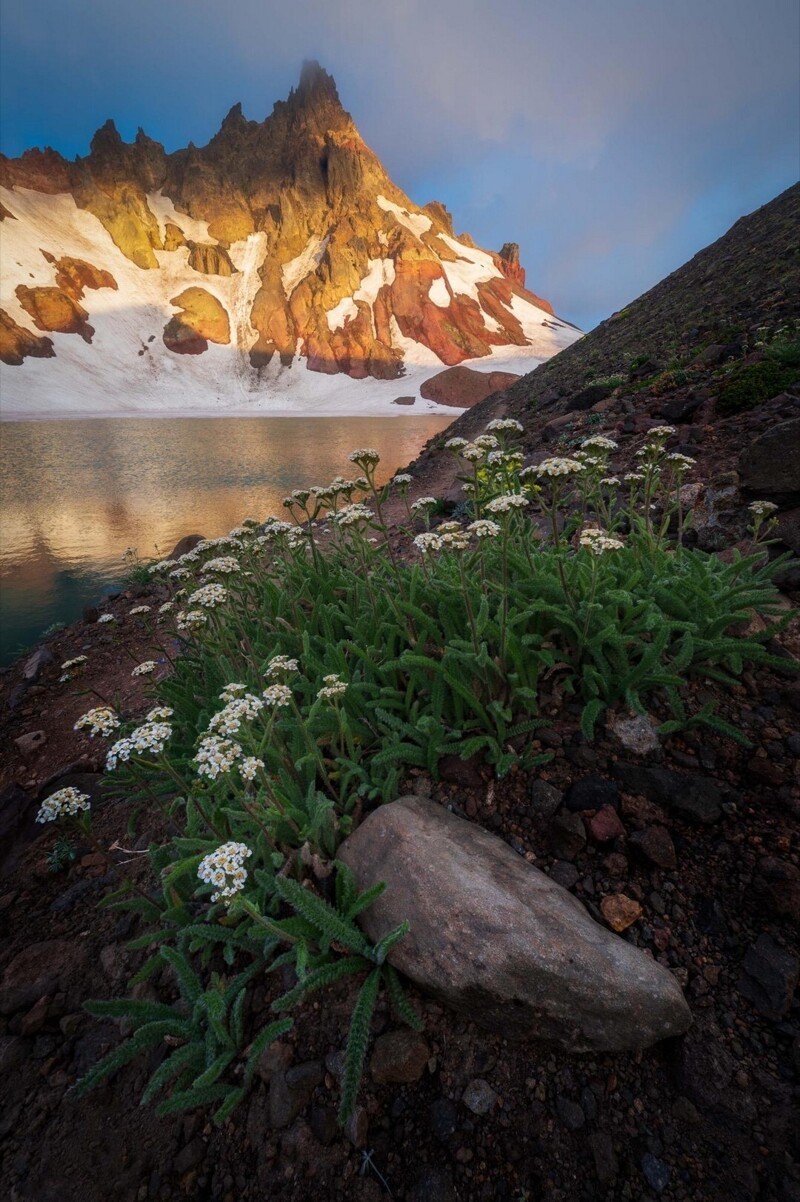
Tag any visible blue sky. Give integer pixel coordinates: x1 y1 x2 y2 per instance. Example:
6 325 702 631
1 0 798 330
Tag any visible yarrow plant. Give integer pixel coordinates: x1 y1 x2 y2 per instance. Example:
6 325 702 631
68 430 793 1133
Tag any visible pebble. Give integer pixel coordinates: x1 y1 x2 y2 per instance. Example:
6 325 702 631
641 1151 671 1194
462 1079 497 1116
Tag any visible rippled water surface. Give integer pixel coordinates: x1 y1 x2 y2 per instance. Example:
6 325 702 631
0 415 452 664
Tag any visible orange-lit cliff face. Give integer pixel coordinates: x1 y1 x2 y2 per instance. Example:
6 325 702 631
0 61 580 412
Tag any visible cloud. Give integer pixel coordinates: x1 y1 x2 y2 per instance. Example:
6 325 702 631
1 0 798 328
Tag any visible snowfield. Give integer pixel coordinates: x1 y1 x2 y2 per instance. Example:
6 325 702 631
1 186 581 420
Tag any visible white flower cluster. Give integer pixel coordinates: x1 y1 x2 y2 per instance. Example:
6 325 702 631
107 721 173 770
146 706 174 720
579 528 625 555
665 453 696 469
475 434 499 450
444 437 467 451
129 605 151 616
581 435 618 451
317 673 348 701
749 500 778 516
460 444 485 462
197 841 252 904
262 683 293 708
61 655 88 670
647 425 677 439
159 601 175 614
533 457 583 478
36 786 91 824
74 707 120 738
98 613 116 624
392 473 413 486
194 735 243 779
413 532 442 554
265 655 299 678
486 418 523 433
200 556 240 575
348 448 381 465
220 682 246 700
467 519 502 539
131 661 157 677
169 566 191 580
486 493 530 514
600 476 620 487
334 503 373 527
209 692 264 736
188 583 227 609
240 756 264 781
410 497 437 513
177 610 208 631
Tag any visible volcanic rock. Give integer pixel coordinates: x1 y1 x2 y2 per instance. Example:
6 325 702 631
419 366 521 408
338 796 692 1051
739 418 800 497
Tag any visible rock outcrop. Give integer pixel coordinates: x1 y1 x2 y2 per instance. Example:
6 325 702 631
339 796 692 1051
0 61 580 411
163 287 231 354
0 309 55 365
420 365 521 408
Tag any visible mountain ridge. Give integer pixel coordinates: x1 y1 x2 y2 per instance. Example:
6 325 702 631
0 62 580 416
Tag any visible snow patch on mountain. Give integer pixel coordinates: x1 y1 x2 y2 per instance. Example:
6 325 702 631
376 195 432 240
281 234 330 298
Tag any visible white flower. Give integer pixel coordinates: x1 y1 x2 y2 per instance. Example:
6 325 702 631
461 444 485 462
159 601 175 614
474 434 499 450
197 842 252 903
579 527 625 555
200 556 240 575
647 425 677 439
209 693 265 736
467 519 502 539
61 655 88 670
533 457 583 478
444 437 468 451
485 493 530 514
748 500 778 516
264 655 299 678
129 605 151 616
146 706 174 721
132 661 157 677
624 471 644 483
413 532 443 554
486 418 523 433
36 787 91 823
665 453 696 469
220 682 246 699
98 614 115 624
177 609 208 631
240 757 264 781
262 683 293 707
74 707 120 738
188 583 227 609
107 722 172 770
333 503 373 527
393 473 413 485
410 497 437 513
317 674 348 701
600 476 620 487
348 448 381 465
581 435 618 451
440 531 471 551
168 566 191 580
193 736 243 779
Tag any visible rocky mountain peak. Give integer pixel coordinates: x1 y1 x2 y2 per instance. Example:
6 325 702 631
294 60 342 109
499 242 525 287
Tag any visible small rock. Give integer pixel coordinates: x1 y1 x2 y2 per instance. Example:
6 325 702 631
630 825 677 869
19 995 49 1036
309 1104 338 1146
672 1095 700 1125
608 713 660 755
370 1029 430 1084
641 1152 671 1194
549 811 587 860
256 1039 294 1085
549 861 579 889
344 1103 369 1148
565 775 619 813
0 940 88 1014
589 1130 618 1182
407 1164 458 1202
587 805 625 844
600 894 642 932
555 1093 585 1130
612 763 722 824
462 1078 497 1116
0 1035 29 1072
269 1061 323 1128
738 933 798 1019
173 1136 205 1174
22 646 53 682
13 731 47 758
429 1096 458 1141
168 533 206 560
528 779 563 819
82 605 99 624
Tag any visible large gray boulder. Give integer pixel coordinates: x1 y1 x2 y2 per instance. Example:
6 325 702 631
339 796 691 1052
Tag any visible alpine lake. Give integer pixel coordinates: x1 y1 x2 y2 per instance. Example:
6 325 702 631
0 414 453 665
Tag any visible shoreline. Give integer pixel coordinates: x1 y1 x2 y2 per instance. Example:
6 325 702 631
0 405 464 423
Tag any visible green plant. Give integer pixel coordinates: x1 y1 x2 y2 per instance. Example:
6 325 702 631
48 431 792 1132
48 836 78 873
121 547 154 587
